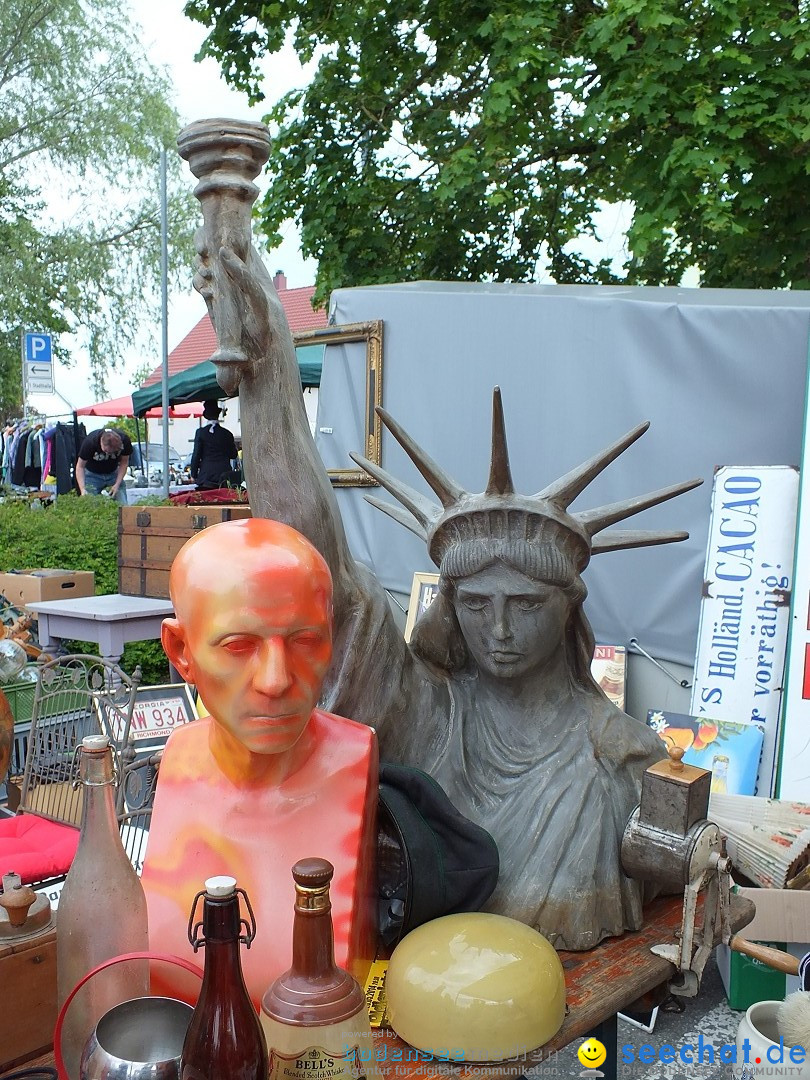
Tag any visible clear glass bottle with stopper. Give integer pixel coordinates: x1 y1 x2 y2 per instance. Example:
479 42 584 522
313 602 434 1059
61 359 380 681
56 733 149 1080
261 858 382 1080
181 875 268 1080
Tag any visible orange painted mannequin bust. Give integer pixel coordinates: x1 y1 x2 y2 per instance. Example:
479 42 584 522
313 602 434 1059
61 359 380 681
140 518 378 1006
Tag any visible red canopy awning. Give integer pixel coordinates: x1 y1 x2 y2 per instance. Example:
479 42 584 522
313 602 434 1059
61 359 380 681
76 395 203 419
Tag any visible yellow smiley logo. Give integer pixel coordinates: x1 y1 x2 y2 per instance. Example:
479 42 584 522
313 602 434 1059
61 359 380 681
577 1038 607 1069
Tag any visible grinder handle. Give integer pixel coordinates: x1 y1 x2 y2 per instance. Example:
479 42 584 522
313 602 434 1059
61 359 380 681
728 936 800 975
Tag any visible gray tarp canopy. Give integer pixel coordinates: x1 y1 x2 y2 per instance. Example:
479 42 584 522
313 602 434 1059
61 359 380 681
316 282 810 667
131 345 324 416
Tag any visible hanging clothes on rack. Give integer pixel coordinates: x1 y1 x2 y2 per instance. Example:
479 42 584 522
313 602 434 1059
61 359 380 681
51 420 85 494
1 415 85 495
22 423 43 487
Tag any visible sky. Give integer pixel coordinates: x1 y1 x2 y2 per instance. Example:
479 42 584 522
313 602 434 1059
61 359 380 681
34 0 317 414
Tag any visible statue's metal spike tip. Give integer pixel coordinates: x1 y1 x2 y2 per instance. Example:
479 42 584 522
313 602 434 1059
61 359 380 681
375 407 464 509
537 422 651 508
485 387 515 496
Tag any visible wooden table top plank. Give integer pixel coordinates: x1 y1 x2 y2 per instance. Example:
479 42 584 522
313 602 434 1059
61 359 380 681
25 595 174 621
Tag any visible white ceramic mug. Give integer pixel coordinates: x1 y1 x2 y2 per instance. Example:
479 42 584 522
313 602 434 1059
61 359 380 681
735 1000 809 1080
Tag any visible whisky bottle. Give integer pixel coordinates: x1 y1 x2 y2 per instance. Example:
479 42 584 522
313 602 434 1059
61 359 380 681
181 876 268 1080
261 858 381 1080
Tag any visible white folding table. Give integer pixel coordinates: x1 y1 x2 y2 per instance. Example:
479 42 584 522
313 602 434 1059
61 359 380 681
25 594 174 667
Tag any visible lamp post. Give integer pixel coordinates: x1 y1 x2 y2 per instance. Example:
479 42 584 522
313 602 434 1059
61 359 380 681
160 145 170 498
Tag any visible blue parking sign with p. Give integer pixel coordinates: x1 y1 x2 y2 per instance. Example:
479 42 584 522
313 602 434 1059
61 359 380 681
24 333 52 363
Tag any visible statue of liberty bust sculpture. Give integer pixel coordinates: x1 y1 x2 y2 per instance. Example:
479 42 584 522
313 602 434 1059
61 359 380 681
180 117 701 951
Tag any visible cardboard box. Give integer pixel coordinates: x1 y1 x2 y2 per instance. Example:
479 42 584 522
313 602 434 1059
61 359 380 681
716 883 810 1007
0 569 95 606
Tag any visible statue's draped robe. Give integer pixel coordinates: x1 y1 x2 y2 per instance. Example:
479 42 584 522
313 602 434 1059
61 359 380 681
320 565 665 951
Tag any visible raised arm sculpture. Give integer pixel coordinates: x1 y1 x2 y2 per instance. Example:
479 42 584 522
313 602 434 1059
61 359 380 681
179 118 702 951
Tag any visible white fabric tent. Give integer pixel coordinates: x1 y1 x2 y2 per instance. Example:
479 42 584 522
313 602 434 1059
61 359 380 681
316 283 810 666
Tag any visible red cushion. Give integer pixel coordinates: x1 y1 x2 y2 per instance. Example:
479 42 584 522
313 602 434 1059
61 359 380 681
0 813 79 882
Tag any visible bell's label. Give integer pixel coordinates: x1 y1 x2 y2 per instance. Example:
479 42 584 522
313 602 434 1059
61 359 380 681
269 1045 366 1080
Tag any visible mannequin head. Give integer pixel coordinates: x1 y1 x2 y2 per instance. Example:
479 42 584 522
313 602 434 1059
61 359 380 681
202 399 222 422
162 518 333 757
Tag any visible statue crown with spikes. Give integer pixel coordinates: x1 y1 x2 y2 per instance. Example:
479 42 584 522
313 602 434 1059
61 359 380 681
350 388 701 575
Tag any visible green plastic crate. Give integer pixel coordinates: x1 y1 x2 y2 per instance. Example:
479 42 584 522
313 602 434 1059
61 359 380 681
1 674 36 725
716 941 788 1011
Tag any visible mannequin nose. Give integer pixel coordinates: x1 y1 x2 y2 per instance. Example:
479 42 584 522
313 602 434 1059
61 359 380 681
254 637 293 696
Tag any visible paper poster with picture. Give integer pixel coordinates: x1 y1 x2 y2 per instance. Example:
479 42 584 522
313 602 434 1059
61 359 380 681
404 572 440 641
591 644 627 711
645 710 764 796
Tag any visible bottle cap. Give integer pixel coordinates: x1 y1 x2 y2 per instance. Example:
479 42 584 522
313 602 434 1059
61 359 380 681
292 858 333 888
205 875 237 897
82 734 110 751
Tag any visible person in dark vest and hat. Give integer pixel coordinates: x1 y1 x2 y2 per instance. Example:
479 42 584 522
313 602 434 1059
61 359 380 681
189 399 238 490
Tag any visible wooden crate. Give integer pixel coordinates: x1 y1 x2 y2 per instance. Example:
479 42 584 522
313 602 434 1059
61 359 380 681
118 505 252 599
0 925 57 1070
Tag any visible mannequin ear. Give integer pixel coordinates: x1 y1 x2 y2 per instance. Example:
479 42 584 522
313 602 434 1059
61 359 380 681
162 618 194 683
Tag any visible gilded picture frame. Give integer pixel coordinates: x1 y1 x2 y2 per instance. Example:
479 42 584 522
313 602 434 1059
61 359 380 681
293 320 384 487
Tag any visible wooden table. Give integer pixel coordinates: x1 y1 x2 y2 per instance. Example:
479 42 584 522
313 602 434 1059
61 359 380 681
1 893 754 1079
372 893 754 1079
25 594 174 668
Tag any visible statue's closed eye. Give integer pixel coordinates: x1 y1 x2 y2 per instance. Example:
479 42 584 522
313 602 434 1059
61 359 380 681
459 597 488 612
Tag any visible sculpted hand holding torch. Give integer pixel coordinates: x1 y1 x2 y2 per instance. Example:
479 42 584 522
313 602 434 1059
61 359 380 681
177 118 271 394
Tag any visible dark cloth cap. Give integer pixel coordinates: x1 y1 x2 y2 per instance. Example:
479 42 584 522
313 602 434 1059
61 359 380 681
377 762 499 948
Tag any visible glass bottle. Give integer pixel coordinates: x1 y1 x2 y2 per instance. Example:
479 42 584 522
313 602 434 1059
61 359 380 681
181 876 268 1080
711 753 730 794
261 859 382 1080
0 638 27 682
56 734 149 1080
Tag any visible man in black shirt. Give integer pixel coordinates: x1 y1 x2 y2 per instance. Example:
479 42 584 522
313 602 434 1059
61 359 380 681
76 427 132 503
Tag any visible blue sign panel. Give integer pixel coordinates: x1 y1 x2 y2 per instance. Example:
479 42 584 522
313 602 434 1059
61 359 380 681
24 333 53 364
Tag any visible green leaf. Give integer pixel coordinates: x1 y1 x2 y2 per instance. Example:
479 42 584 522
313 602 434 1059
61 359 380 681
186 0 810 292
0 0 194 410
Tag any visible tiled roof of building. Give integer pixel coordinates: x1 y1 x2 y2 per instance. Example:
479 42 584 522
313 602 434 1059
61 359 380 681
141 274 327 387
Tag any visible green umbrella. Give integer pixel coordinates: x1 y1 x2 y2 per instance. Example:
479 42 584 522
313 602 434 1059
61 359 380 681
131 345 324 417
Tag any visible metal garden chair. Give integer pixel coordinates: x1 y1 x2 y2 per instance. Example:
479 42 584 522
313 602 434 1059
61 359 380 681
0 655 140 887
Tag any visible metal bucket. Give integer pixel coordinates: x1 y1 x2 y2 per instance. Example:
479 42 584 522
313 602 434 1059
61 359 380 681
79 996 192 1080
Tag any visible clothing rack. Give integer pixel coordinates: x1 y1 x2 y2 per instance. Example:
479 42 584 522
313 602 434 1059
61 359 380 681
1 413 85 496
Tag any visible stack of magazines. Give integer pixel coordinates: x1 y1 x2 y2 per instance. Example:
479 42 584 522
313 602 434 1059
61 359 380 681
709 793 810 890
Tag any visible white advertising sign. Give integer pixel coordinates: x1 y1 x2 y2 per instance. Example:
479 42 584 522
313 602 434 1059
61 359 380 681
690 466 798 796
779 360 810 797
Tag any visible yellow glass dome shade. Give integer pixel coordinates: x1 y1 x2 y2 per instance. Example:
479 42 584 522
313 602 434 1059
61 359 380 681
386 912 566 1063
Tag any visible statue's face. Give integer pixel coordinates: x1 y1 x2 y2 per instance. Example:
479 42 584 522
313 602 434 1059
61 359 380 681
180 566 332 756
452 564 571 680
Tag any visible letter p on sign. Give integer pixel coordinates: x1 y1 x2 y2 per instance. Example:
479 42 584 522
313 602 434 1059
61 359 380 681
25 333 52 363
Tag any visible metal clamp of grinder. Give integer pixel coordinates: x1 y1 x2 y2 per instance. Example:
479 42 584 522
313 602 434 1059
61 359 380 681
621 746 731 997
